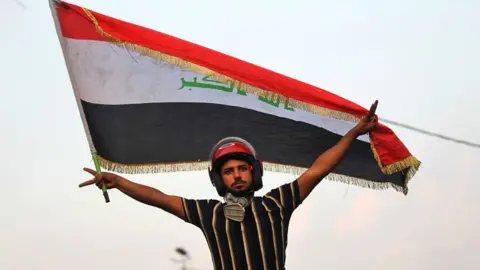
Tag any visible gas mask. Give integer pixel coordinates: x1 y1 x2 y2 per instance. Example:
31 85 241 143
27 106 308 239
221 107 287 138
223 192 253 222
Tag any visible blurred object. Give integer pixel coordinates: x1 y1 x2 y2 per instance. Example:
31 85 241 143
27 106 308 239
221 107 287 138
175 247 189 258
171 247 201 270
11 0 27 9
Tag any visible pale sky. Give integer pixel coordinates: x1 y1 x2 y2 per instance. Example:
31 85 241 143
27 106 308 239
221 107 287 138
1 0 479 269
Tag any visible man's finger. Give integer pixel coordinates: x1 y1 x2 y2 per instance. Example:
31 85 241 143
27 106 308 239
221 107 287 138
369 100 378 113
83 167 98 176
367 100 378 118
79 179 97 188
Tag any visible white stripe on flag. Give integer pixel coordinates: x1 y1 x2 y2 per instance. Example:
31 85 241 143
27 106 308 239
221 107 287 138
64 38 369 142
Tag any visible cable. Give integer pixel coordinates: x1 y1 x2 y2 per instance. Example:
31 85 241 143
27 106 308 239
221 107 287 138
379 117 480 149
10 0 27 9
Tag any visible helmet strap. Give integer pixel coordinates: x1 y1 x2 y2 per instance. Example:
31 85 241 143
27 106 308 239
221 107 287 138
223 192 253 222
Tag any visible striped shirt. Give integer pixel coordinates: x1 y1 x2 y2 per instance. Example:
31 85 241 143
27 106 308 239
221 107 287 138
181 180 302 270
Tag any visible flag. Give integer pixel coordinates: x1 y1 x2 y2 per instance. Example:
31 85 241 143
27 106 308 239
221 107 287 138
49 0 421 194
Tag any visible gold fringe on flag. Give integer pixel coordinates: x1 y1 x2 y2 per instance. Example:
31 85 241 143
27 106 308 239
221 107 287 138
97 155 412 194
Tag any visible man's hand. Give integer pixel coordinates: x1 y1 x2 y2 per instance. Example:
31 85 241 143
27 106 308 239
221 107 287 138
79 167 120 189
351 100 378 136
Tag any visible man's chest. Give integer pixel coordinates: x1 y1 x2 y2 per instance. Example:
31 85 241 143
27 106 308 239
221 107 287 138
212 198 286 232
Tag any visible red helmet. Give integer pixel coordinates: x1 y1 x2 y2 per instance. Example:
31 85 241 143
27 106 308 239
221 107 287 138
208 137 263 196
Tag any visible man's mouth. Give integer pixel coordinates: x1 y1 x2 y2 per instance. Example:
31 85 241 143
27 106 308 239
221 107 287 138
232 182 246 189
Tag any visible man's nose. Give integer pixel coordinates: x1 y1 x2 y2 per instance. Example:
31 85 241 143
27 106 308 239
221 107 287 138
233 169 241 178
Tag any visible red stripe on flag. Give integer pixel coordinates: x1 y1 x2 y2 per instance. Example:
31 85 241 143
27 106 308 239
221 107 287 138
55 1 414 168
56 2 103 40
55 2 365 115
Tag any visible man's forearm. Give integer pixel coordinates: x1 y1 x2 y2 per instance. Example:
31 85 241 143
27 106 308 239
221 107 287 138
114 176 185 218
310 128 359 175
297 129 360 201
115 177 167 208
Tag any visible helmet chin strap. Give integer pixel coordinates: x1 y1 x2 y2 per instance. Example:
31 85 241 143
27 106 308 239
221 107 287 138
223 191 253 222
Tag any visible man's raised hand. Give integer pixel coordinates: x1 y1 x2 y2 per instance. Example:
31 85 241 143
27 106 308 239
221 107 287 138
352 100 379 136
79 167 119 190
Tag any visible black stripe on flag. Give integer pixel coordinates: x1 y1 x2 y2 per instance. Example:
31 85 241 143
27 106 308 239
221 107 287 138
81 100 405 185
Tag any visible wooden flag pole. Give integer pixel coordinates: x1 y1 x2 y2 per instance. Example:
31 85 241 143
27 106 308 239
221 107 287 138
92 152 110 203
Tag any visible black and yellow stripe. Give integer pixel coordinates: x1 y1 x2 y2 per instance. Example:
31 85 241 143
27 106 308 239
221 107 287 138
182 180 302 270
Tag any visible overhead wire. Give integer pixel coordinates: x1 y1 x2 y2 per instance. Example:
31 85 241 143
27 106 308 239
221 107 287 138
379 117 480 149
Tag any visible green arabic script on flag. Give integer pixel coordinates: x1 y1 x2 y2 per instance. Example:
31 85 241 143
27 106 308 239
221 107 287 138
180 75 296 112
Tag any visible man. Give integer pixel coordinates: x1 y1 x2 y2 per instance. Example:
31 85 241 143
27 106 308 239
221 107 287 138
80 101 379 270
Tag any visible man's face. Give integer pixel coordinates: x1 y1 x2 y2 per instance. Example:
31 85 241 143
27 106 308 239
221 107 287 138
220 159 253 196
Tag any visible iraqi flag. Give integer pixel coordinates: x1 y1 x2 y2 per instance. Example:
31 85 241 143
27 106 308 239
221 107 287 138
49 0 420 194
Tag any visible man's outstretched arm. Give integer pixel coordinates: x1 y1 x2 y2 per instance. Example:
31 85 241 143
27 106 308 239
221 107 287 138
297 100 379 202
79 168 185 219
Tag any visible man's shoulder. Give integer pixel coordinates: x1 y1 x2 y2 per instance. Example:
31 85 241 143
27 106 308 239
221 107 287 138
183 197 222 205
261 179 300 197
182 197 223 211
181 198 223 224
254 192 281 205
255 179 302 213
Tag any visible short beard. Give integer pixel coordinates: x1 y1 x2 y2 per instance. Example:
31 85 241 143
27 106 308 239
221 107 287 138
226 185 253 197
